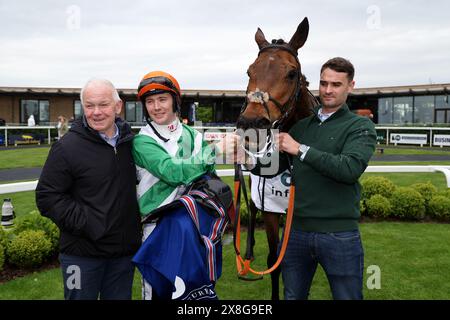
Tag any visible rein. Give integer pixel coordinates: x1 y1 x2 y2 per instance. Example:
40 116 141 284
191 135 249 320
233 162 295 280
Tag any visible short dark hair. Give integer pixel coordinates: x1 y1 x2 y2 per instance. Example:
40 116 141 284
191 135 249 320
320 57 355 81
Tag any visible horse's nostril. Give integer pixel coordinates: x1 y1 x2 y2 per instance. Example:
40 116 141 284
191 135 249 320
236 116 250 130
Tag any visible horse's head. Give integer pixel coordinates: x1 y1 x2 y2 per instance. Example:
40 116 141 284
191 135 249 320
236 17 310 135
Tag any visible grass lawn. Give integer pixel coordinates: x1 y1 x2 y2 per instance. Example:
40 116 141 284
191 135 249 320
0 147 50 170
370 161 450 166
0 191 38 219
1 222 450 300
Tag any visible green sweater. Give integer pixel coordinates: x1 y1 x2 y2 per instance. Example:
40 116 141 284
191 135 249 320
133 123 215 217
288 104 377 232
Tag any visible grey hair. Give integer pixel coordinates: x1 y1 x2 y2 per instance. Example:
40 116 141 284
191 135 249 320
80 78 121 106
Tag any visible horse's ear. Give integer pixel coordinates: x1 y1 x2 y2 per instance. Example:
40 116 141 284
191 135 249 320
255 28 270 50
288 17 309 52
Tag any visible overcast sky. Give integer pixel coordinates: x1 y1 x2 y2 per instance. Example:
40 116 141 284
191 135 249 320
1 0 449 91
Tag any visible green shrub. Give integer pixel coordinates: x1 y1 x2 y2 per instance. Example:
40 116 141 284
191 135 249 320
361 176 396 200
366 194 392 218
428 196 450 221
6 230 52 268
390 187 426 220
0 226 9 250
411 182 438 215
0 243 4 272
14 211 59 254
360 200 366 215
437 189 450 199
411 182 438 202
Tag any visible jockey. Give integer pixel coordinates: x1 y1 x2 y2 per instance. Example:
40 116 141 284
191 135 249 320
132 70 239 299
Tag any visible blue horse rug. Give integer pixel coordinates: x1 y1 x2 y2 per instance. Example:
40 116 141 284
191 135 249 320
132 190 229 300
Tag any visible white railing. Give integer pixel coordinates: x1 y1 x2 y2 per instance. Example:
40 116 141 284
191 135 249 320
0 180 38 194
1 166 450 195
0 126 55 146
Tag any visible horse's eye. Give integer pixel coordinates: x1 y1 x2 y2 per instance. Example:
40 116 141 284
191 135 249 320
246 69 251 77
287 69 298 80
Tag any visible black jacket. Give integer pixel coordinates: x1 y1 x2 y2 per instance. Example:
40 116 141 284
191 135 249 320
36 117 142 258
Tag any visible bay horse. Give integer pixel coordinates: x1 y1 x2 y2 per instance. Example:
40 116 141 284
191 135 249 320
235 17 318 300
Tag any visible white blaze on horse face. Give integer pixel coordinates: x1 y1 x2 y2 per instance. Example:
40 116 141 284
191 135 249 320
269 56 275 61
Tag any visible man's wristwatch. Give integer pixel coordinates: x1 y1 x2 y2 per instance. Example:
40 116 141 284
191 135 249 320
297 144 309 157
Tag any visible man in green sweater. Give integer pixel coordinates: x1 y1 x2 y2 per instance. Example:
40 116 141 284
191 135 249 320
276 57 377 300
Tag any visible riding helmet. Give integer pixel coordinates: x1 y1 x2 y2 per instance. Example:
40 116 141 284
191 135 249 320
137 71 182 114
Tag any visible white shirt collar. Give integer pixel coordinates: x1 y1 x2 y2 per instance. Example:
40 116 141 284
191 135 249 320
151 119 180 135
318 108 336 122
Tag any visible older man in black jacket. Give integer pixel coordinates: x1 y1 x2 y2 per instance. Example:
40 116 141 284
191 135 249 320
36 79 141 300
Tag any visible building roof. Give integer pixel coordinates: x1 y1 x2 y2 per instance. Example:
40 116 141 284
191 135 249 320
1 83 449 98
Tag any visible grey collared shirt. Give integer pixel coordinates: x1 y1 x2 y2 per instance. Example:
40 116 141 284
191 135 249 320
99 124 119 147
318 108 336 122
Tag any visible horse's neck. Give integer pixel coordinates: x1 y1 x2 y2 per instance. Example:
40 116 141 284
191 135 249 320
281 87 315 132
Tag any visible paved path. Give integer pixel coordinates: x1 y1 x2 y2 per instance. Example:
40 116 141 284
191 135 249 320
0 167 42 182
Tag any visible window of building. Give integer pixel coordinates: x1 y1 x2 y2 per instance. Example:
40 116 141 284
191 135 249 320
435 95 449 109
435 109 450 123
20 100 49 124
393 96 413 124
378 97 393 124
74 100 83 119
220 100 244 124
435 95 450 124
125 101 143 123
413 95 434 124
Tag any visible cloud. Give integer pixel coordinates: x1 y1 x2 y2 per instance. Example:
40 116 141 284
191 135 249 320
0 0 449 89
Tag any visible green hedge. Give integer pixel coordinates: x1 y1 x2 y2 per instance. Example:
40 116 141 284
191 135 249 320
366 194 392 218
360 176 450 221
0 226 9 250
411 182 438 215
0 211 59 270
437 189 450 199
0 243 4 272
6 230 52 268
428 196 450 221
360 177 450 221
14 210 59 253
389 187 426 220
361 176 396 200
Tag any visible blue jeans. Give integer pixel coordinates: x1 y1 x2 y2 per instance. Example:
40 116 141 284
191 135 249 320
281 229 364 300
59 253 135 300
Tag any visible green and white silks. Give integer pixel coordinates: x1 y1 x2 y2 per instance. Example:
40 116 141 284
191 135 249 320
132 120 216 218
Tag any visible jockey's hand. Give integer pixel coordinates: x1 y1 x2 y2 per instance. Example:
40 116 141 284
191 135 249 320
214 133 243 163
275 133 300 156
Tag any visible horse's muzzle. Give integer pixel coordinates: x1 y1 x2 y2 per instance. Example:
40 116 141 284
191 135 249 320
236 115 271 131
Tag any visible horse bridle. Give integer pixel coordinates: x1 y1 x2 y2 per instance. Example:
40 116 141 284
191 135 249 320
239 44 303 131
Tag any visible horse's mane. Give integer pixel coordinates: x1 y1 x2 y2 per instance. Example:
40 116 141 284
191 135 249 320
271 39 286 45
